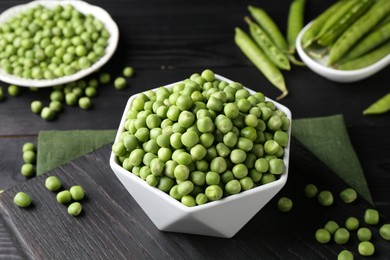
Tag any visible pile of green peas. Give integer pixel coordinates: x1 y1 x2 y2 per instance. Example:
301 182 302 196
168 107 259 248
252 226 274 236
0 3 110 80
21 142 37 177
113 69 291 207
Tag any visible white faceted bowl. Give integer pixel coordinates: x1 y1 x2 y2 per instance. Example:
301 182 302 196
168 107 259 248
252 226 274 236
296 22 390 83
109 74 292 238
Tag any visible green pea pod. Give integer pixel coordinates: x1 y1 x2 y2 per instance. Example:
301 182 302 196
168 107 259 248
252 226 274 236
342 22 390 62
248 5 290 53
301 0 345 48
234 27 288 100
245 17 291 71
363 92 390 115
337 41 390 70
328 0 390 65
317 0 373 47
287 0 306 51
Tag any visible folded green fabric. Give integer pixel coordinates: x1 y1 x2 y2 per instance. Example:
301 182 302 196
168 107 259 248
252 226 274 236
36 114 373 204
292 115 373 204
37 130 116 175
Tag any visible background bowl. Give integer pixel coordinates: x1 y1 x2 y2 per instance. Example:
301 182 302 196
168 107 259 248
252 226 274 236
296 22 390 83
109 74 292 238
0 0 119 87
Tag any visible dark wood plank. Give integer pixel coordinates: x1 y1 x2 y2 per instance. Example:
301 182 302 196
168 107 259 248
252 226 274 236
1 141 389 259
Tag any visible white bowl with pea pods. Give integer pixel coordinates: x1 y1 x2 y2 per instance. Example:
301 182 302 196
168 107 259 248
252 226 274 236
109 74 292 238
296 23 390 83
0 0 119 87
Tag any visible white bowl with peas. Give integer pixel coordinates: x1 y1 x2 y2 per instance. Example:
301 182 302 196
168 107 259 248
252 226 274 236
110 71 292 238
0 0 119 87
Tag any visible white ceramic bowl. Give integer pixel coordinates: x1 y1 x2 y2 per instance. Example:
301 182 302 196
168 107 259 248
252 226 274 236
296 22 390 83
109 74 292 238
0 0 119 87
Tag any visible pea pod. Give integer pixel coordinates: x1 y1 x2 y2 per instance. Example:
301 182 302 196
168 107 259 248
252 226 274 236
317 0 373 47
337 41 390 70
245 17 291 71
301 0 345 48
287 0 306 51
328 0 390 65
234 27 288 100
342 22 390 62
248 5 290 53
363 92 390 115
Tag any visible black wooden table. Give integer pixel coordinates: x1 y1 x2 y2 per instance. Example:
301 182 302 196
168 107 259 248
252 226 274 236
0 0 389 259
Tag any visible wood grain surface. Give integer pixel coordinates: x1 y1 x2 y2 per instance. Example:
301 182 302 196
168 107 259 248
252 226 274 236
1 141 389 259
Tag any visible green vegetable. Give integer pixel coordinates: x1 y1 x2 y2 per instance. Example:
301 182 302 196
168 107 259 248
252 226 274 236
248 5 289 53
23 150 36 164
277 197 293 212
21 163 35 177
14 192 32 208
8 85 20 96
363 92 390 115
364 209 379 225
357 227 372 241
345 217 359 231
317 190 334 206
245 17 291 70
123 66 135 77
328 0 390 65
337 42 390 70
287 0 306 51
358 241 375 256
114 77 127 90
324 220 339 235
49 101 62 112
78 97 92 110
70 185 85 201
56 190 72 204
234 28 288 100
337 250 354 260
99 73 111 84
340 188 357 203
334 228 350 244
45 176 62 191
379 224 390 240
40 107 55 121
304 183 318 198
22 142 35 152
68 202 83 216
315 228 331 243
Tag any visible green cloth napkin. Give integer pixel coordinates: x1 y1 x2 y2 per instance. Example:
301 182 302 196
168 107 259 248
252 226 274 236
292 115 373 204
36 114 373 204
36 130 116 175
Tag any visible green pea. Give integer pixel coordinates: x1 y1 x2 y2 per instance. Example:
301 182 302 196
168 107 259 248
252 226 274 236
324 220 339 235
304 184 318 198
345 217 359 231
334 228 350 245
364 209 379 225
45 176 62 191
114 77 127 90
357 227 372 242
277 197 293 212
195 193 208 205
315 228 331 244
177 180 194 196
157 176 174 192
358 241 375 256
57 190 72 204
232 163 248 179
379 224 390 240
225 179 241 195
269 158 285 174
181 195 196 207
8 85 20 96
68 202 83 216
31 100 43 114
123 66 134 77
70 185 85 201
261 173 276 185
14 191 32 208
99 73 111 84
317 190 333 206
205 185 223 201
337 250 354 260
23 150 36 164
21 163 35 177
340 188 357 204
22 142 36 152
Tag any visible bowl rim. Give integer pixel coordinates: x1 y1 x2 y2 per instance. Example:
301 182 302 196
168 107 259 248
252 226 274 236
296 22 390 77
0 0 119 87
109 74 292 212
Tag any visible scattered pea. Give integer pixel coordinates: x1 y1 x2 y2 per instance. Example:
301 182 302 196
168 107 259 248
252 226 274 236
31 100 43 114
70 185 85 201
123 66 134 77
56 190 72 204
21 163 35 177
324 220 339 235
79 97 92 110
14 191 32 208
8 85 20 96
315 228 331 244
114 77 127 90
23 150 36 164
277 197 293 212
334 228 350 245
45 176 62 191
357 227 372 241
22 142 35 152
379 224 390 240
358 241 375 256
340 188 357 204
68 202 83 216
345 217 359 231
364 209 379 225
317 190 333 206
49 101 62 112
40 107 55 121
99 73 111 84
304 183 318 198
337 250 354 260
